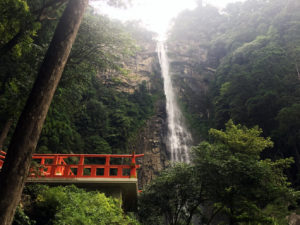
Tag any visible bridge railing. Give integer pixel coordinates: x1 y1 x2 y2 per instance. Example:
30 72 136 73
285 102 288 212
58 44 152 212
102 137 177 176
0 152 144 179
0 150 6 168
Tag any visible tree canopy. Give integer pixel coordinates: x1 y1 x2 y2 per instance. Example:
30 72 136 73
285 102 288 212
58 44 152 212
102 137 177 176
169 0 300 185
14 185 140 225
139 121 298 225
0 2 156 155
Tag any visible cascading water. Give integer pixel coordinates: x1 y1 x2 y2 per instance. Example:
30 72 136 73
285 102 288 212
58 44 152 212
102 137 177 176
157 41 193 163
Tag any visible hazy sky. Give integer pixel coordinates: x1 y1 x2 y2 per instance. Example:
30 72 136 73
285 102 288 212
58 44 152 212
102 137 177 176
204 0 244 8
91 0 245 36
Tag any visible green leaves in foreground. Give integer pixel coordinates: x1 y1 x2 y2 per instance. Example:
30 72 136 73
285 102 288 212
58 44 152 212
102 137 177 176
138 163 201 225
139 120 298 225
209 119 273 155
19 185 139 225
193 120 297 224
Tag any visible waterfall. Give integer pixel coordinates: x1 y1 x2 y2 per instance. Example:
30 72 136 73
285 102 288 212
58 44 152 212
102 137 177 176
157 41 193 163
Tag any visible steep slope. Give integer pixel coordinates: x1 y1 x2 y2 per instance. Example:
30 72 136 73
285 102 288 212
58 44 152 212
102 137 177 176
0 7 168 186
168 0 300 185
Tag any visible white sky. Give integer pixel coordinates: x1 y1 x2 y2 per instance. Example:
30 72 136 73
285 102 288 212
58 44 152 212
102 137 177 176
90 0 245 37
204 0 244 8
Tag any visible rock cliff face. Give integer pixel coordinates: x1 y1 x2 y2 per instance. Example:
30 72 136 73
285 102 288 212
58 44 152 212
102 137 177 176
113 37 168 188
166 40 215 143
131 37 215 187
168 40 211 94
130 54 169 189
97 32 158 94
97 33 216 188
135 98 168 189
133 38 214 187
126 36 216 187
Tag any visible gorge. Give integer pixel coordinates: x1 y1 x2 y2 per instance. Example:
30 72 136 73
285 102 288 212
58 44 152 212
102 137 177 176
1 0 300 224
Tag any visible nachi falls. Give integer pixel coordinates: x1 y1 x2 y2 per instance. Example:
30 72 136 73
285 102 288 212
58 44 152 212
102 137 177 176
157 41 193 163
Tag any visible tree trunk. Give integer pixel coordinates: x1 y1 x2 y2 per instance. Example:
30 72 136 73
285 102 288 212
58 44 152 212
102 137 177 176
0 0 88 224
0 119 13 149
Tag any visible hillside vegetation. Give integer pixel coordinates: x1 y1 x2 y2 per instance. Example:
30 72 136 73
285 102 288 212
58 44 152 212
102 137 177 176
137 0 300 224
1 0 300 224
0 4 155 155
169 0 300 185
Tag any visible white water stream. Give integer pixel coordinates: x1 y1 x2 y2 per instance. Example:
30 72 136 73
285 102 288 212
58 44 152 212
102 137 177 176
157 41 193 163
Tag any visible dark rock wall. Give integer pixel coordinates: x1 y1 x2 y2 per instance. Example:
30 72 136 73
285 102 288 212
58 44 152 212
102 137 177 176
167 40 215 143
125 42 169 188
135 98 168 189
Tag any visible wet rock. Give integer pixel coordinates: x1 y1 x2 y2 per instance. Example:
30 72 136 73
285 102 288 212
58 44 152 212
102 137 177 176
133 98 168 189
288 213 300 225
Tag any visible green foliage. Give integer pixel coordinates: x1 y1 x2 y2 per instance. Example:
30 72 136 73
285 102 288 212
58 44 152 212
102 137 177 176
169 0 300 185
19 185 139 225
64 80 154 154
13 206 33 225
0 0 38 56
138 163 202 225
192 121 297 224
139 121 298 225
209 119 273 155
0 0 66 149
36 9 154 154
0 2 155 154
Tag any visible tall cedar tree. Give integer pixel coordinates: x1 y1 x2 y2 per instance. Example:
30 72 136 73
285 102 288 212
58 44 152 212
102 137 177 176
0 0 89 224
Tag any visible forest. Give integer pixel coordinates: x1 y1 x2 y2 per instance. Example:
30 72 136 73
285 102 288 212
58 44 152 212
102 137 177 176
1 0 300 224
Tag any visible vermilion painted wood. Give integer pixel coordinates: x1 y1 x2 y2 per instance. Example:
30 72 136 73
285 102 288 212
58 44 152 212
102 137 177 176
0 151 6 168
0 151 144 179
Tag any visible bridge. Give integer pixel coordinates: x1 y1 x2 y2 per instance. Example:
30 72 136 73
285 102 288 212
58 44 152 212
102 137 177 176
0 150 144 211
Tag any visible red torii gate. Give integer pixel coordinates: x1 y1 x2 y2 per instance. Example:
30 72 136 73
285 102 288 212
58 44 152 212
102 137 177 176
0 150 143 179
